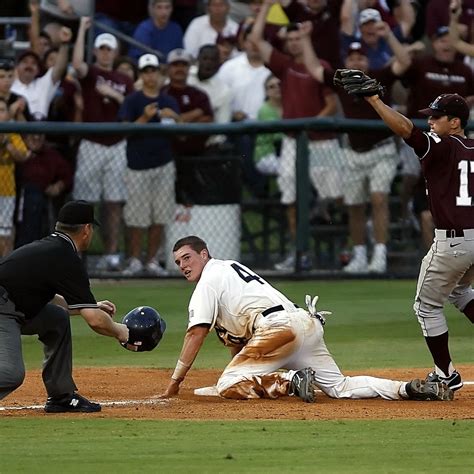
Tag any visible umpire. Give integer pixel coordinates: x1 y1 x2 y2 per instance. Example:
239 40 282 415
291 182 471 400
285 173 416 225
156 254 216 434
0 200 129 412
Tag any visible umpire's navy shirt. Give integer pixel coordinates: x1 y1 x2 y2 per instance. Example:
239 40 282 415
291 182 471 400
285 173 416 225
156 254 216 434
0 232 98 319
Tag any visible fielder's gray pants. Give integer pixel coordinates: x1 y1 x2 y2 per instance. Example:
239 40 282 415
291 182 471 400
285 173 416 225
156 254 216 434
0 291 77 401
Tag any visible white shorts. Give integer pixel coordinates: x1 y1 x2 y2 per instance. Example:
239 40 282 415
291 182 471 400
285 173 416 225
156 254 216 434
123 162 176 227
73 139 127 202
399 141 421 177
277 137 342 204
0 196 15 236
343 141 399 205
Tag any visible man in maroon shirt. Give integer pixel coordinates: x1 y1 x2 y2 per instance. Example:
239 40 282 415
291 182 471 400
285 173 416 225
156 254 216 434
72 16 134 272
359 86 473 393
426 0 474 40
281 0 344 68
250 1 340 272
161 48 214 156
304 36 410 274
16 133 74 247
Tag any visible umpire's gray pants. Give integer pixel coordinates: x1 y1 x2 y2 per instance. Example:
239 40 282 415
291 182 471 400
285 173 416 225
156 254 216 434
0 292 77 401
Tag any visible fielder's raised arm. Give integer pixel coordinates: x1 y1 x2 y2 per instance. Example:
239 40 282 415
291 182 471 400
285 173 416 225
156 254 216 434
334 68 413 138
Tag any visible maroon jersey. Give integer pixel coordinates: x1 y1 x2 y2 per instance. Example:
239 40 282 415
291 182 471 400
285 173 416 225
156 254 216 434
79 65 134 146
425 0 474 40
405 126 474 230
269 49 336 141
402 56 474 119
283 0 343 68
161 84 213 155
19 145 73 192
323 66 397 151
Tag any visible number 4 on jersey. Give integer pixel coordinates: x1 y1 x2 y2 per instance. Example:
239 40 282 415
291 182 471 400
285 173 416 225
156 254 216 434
231 263 264 284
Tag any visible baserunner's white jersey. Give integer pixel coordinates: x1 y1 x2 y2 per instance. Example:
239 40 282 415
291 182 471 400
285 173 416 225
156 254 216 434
188 259 296 346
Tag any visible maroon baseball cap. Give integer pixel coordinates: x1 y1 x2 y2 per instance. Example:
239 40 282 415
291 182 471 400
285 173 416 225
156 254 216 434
346 41 367 56
418 94 470 123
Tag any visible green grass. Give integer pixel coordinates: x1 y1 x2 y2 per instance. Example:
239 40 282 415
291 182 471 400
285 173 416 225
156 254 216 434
1 419 473 474
21 279 474 370
9 280 474 474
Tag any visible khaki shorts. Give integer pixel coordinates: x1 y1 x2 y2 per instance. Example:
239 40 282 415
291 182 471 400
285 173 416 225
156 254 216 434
124 162 176 227
0 196 15 236
343 141 399 205
73 139 127 202
278 136 343 204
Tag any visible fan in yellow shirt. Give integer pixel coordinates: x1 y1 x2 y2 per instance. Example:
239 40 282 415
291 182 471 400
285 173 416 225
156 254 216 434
0 98 30 256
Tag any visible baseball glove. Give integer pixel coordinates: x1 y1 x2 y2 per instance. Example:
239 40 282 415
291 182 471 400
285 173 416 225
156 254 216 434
333 69 384 98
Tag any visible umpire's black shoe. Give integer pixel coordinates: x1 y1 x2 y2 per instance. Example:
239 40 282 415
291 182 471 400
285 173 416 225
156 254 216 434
44 393 101 413
426 370 463 391
289 367 317 403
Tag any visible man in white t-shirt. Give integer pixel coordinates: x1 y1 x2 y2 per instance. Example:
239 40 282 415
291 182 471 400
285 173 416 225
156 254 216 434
11 26 72 119
217 26 270 121
159 235 454 403
188 44 232 125
184 0 239 59
188 44 232 147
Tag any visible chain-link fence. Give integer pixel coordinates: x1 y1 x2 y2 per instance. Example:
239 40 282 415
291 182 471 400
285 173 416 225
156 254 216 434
1 118 466 278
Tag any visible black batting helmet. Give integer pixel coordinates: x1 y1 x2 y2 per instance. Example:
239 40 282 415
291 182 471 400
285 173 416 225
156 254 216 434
121 306 166 352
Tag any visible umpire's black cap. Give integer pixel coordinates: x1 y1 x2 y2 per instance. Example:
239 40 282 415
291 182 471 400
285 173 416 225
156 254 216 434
57 200 100 226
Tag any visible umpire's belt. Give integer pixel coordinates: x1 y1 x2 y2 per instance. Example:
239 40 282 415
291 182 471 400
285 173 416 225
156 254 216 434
262 304 299 317
435 229 474 240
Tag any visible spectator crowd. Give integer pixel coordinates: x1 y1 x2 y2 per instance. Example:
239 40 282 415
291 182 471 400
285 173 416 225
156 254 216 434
0 0 473 274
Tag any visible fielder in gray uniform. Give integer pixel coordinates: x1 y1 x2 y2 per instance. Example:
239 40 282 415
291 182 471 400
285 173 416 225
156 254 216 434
363 91 474 392
160 235 452 402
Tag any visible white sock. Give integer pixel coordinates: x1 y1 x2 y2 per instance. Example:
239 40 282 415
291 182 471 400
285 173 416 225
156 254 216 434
373 243 387 257
353 245 367 259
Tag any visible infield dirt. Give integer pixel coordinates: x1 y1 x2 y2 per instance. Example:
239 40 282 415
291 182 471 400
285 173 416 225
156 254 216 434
1 366 472 419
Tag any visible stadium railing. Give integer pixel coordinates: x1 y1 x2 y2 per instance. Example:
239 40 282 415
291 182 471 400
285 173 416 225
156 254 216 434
1 117 470 279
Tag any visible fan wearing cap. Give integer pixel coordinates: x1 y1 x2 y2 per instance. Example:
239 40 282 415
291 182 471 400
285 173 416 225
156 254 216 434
118 54 180 277
340 5 414 70
363 89 473 393
302 21 411 274
162 48 214 155
72 16 134 272
0 200 129 412
10 26 73 119
129 0 184 63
